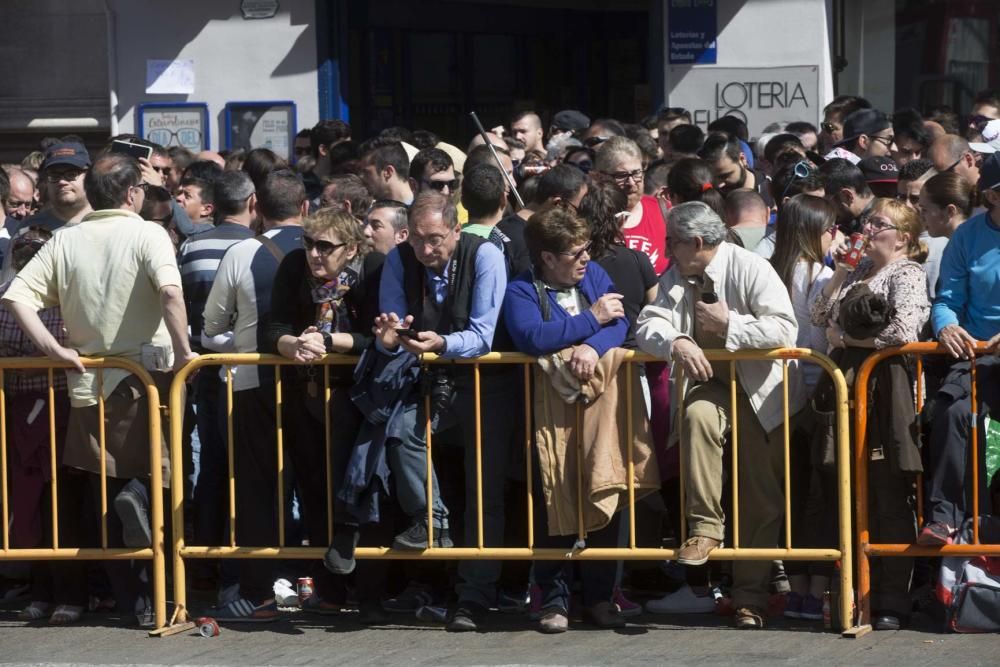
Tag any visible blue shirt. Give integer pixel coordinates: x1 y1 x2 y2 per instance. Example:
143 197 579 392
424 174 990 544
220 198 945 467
932 210 1000 340
379 242 507 358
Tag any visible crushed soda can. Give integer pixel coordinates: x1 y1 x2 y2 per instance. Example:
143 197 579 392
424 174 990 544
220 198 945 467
196 616 220 637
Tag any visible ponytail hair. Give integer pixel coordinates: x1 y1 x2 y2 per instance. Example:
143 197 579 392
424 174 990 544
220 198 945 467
667 158 727 222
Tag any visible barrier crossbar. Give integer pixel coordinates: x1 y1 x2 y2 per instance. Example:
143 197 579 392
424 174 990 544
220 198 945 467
168 348 853 631
0 357 167 628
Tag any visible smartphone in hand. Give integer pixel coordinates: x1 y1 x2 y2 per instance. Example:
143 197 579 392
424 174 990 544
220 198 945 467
110 140 153 161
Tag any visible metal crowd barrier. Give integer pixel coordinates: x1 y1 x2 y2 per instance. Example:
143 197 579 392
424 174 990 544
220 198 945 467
168 348 854 632
854 342 1000 632
0 357 167 628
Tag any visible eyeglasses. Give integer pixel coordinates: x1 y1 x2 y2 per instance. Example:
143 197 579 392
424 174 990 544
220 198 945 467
557 241 592 261
567 159 593 174
423 178 458 192
825 224 839 238
302 235 347 256
556 199 579 213
45 168 85 183
895 193 920 206
821 122 839 134
583 136 611 148
605 169 644 185
779 160 812 201
943 154 967 173
408 233 449 250
862 215 899 234
132 183 151 194
871 135 895 148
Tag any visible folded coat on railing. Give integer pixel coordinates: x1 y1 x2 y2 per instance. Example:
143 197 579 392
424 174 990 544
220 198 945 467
534 347 660 536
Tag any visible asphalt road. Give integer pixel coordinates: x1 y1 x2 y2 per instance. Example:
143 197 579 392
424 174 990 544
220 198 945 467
0 605 996 667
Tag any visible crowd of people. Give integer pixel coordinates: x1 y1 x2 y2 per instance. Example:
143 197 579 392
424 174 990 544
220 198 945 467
1 91 1000 634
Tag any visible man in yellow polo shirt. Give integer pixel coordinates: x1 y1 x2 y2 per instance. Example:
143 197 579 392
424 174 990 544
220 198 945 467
3 152 196 627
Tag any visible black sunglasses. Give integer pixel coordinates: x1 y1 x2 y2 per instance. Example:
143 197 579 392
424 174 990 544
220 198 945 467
424 179 458 192
302 235 346 256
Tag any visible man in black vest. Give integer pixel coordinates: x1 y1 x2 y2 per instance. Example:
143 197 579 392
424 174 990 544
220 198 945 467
376 190 512 631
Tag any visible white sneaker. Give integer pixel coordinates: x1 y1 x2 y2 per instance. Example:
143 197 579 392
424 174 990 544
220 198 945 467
645 584 716 614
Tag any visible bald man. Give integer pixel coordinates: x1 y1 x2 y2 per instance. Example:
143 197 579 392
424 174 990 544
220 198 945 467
3 167 35 222
927 135 983 188
510 111 544 154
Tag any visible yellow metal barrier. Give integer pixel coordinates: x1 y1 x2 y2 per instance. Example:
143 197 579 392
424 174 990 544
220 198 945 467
0 357 166 628
854 342 1000 631
169 348 853 631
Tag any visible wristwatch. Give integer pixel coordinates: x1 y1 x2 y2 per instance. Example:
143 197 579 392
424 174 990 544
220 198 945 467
321 331 335 354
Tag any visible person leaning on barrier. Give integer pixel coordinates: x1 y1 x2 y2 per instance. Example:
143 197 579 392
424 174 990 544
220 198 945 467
811 198 930 631
375 190 506 545
503 206 660 633
2 153 197 627
635 201 798 630
377 188 524 633
263 208 388 622
921 153 1000 550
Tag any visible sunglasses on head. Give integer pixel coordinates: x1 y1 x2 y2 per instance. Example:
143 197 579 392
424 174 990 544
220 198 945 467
779 160 813 201
302 235 346 256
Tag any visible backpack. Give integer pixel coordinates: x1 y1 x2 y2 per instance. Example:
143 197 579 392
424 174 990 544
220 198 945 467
937 516 1000 633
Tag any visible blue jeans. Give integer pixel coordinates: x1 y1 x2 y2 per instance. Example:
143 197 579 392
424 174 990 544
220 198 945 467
392 399 449 530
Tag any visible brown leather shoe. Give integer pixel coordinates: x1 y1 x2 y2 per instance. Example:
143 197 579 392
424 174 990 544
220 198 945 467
676 536 721 566
584 600 626 628
537 607 569 634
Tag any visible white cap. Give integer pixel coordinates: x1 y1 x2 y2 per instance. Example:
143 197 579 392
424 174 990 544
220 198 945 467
969 119 1000 154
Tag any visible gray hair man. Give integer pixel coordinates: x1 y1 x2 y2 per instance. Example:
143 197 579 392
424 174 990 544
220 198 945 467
635 201 798 629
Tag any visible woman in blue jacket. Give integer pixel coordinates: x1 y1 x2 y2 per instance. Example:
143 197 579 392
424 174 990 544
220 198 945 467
503 207 629 633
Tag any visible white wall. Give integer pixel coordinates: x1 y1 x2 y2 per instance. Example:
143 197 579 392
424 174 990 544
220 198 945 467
838 0 895 112
108 0 319 151
662 0 835 135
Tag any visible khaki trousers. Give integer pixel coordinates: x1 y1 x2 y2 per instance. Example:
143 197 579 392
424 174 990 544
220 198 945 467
682 378 785 608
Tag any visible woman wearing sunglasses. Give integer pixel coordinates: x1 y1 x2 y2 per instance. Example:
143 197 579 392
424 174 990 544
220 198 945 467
810 198 930 631
263 208 387 619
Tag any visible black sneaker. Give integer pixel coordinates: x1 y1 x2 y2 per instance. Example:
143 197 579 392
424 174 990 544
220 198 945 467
114 479 151 548
324 525 360 575
446 601 487 632
392 521 453 550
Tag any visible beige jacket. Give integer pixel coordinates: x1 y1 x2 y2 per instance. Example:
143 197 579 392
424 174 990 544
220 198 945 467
635 242 799 435
534 346 660 537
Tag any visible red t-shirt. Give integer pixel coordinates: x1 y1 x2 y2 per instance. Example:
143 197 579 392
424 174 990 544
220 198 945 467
623 195 669 275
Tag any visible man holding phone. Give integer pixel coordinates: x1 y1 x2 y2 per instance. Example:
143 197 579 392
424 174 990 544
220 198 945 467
375 190 510 631
637 201 797 630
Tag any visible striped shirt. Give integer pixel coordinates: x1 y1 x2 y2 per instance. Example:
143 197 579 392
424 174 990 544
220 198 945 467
177 222 254 350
